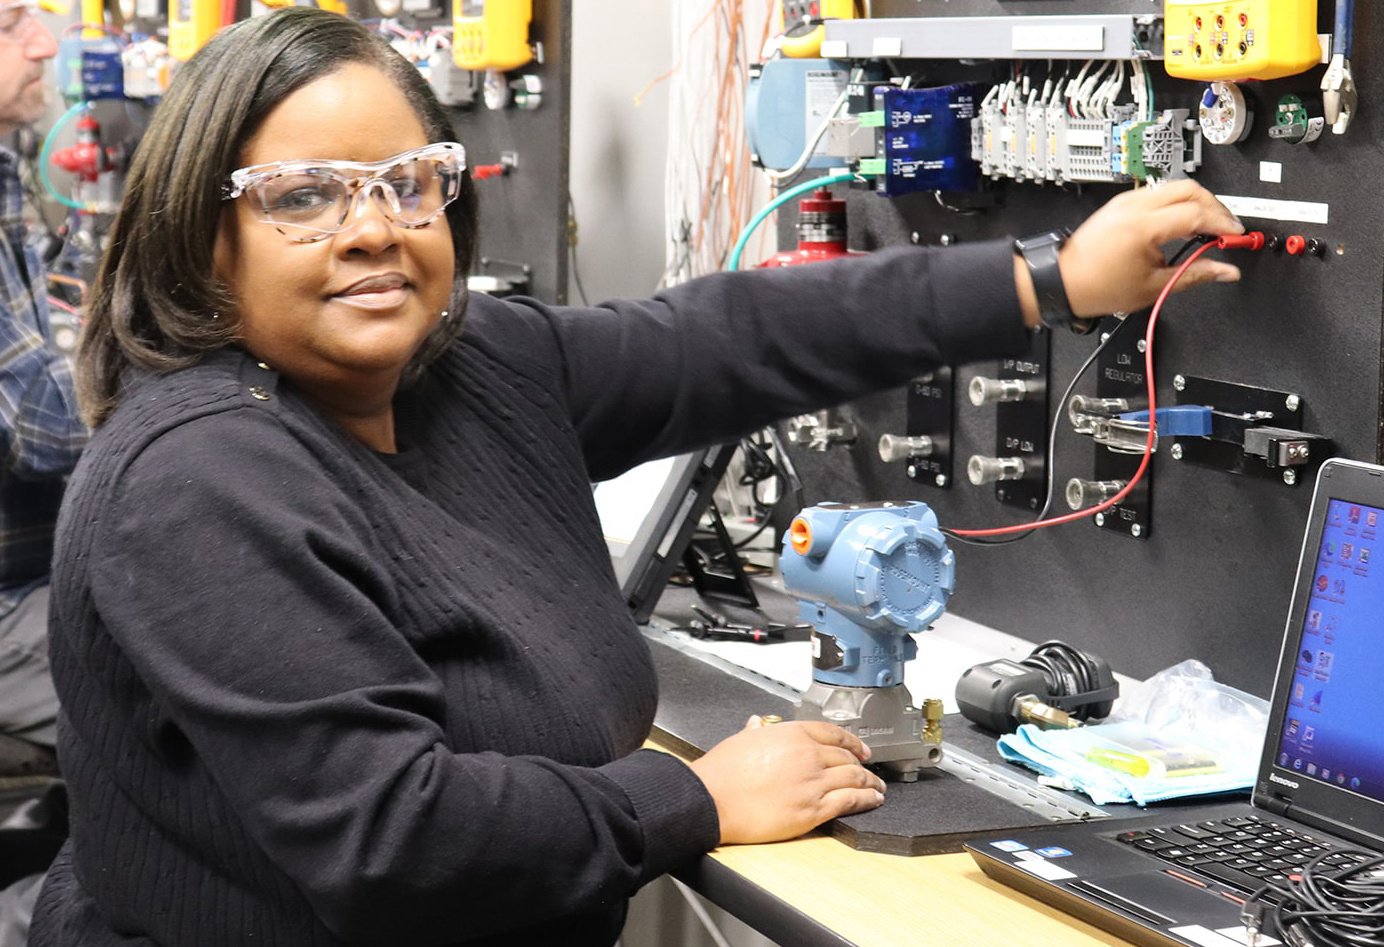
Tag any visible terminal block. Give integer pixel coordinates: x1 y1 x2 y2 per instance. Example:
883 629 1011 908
975 104 1200 185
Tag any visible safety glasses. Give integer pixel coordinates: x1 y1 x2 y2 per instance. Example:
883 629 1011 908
221 141 466 243
0 1 40 40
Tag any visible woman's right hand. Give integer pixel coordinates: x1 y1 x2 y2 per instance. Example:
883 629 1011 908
688 716 886 845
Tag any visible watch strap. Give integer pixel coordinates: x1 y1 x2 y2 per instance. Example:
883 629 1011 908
1015 232 1097 335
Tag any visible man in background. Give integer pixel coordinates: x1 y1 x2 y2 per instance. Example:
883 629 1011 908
0 3 84 944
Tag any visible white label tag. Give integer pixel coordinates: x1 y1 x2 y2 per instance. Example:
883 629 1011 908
1018 859 1077 881
1216 194 1330 225
1215 926 1282 946
1012 24 1105 52
1067 128 1107 147
1259 161 1282 184
871 36 902 57
1169 926 1253 947
804 70 847 156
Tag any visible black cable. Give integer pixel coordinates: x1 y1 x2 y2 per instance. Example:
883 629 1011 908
1022 640 1105 717
1245 850 1384 947
1168 235 1211 266
945 315 1131 547
731 430 787 550
944 235 1209 549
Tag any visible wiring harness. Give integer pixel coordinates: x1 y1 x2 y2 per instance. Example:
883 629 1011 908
1245 851 1384 947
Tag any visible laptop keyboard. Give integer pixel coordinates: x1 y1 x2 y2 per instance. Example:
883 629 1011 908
1115 814 1369 893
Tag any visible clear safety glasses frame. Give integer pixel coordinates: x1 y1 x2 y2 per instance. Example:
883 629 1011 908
0 1 41 40
221 141 467 244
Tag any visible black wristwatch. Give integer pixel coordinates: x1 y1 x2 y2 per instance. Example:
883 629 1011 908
1014 230 1097 335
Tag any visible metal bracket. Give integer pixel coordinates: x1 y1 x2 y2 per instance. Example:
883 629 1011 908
1171 375 1330 486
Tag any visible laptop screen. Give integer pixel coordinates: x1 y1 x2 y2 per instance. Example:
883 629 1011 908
1274 497 1384 805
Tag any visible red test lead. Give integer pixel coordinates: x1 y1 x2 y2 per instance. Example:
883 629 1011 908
1217 231 1266 251
949 232 1260 539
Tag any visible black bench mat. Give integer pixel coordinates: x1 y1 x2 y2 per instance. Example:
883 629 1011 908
650 637 1059 855
648 583 1230 855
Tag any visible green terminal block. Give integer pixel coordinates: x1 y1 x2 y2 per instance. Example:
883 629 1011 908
858 157 886 176
858 110 885 128
1122 121 1153 180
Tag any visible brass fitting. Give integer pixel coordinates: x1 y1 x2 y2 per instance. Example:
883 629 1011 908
1012 694 1081 729
922 697 944 745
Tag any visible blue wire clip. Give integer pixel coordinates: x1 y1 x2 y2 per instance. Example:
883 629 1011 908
1118 405 1214 437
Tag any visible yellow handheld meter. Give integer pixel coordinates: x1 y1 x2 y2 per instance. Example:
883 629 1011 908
779 0 854 59
167 0 220 61
453 0 533 73
1164 0 1322 81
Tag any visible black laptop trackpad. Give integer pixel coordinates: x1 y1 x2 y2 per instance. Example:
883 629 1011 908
1069 871 1240 928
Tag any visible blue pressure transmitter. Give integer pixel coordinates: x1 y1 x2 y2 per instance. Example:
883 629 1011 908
781 500 954 781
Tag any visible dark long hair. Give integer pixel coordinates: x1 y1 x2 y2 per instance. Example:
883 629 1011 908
77 7 478 426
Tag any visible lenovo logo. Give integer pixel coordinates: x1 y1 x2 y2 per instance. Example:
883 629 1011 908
1269 773 1300 790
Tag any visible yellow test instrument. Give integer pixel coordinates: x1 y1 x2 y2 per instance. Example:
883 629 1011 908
1164 0 1323 81
452 0 532 72
779 0 854 59
167 0 221 61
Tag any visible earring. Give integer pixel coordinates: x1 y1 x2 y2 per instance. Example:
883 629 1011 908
211 311 221 320
439 310 450 321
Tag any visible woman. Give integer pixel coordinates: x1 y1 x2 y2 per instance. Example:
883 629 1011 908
32 9 1243 946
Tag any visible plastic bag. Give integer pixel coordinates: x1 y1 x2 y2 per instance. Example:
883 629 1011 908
997 659 1269 806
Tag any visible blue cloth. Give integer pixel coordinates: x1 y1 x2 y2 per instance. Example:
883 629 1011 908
998 721 1258 806
0 148 85 617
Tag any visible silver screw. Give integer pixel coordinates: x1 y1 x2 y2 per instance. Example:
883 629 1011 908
1173 374 1186 392
1171 443 1185 460
1131 523 1143 538
996 489 1007 501
1136 339 1147 353
1100 332 1111 343
1094 512 1106 527
940 233 956 246
910 231 921 244
1286 394 1301 412
1283 469 1298 486
935 474 948 487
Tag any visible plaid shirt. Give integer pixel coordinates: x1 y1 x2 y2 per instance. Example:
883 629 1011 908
0 147 86 616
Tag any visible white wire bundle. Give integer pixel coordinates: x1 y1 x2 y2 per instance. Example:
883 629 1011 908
659 0 773 286
1060 58 1148 121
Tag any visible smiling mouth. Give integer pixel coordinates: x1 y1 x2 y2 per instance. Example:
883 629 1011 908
331 286 411 310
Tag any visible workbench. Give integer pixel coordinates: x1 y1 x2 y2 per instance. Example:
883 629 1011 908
646 583 1144 947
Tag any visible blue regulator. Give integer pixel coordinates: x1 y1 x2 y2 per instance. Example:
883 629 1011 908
780 500 955 781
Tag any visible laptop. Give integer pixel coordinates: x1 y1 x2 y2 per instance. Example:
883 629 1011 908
966 457 1384 947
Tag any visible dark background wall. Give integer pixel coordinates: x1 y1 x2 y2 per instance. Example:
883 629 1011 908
778 0 1380 694
451 2 571 303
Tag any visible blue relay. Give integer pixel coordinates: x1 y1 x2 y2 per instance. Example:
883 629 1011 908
57 37 125 100
873 83 980 197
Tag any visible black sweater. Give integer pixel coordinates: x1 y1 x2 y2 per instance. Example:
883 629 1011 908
33 244 1028 946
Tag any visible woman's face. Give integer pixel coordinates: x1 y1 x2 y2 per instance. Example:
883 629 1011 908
214 62 455 409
